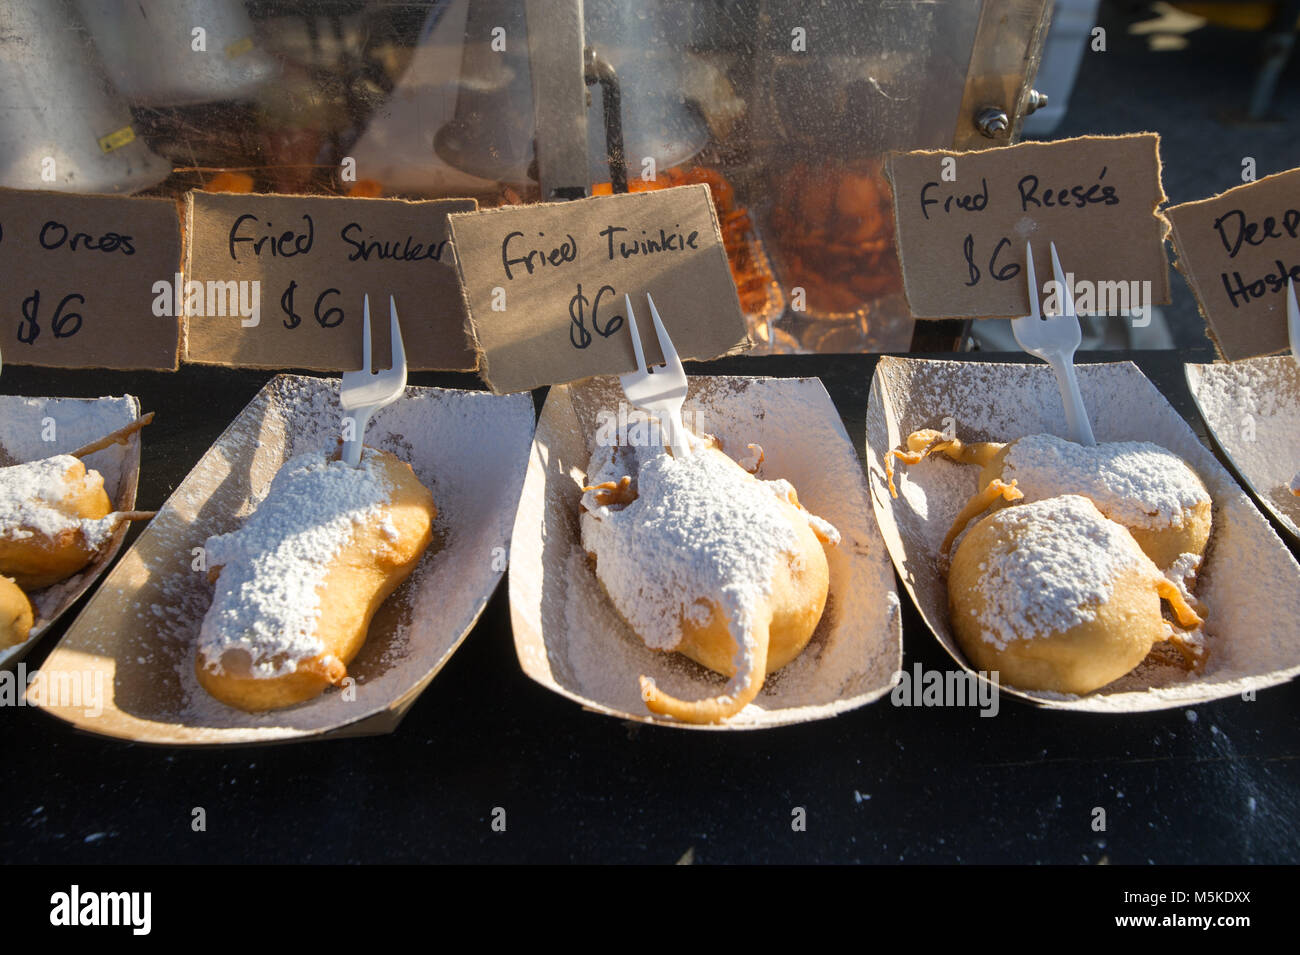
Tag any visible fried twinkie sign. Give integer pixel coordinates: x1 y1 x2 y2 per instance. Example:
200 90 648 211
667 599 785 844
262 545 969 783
1166 166 1300 360
448 184 749 394
885 134 1170 319
0 189 181 369
183 192 477 370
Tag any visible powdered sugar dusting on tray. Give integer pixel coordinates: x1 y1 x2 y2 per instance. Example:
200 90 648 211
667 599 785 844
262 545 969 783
0 395 136 475
999 433 1209 530
198 448 393 678
1186 356 1300 539
963 495 1146 650
869 358 1300 712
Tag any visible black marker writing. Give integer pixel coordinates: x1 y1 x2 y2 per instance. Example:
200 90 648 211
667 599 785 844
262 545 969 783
599 224 699 260
1212 208 1300 259
920 179 989 220
1018 167 1118 211
17 290 85 344
567 283 622 349
38 220 135 255
228 213 314 262
340 222 451 263
501 230 577 280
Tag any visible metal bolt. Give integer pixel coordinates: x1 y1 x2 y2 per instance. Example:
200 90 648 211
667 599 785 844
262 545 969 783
1025 89 1049 115
975 106 1009 138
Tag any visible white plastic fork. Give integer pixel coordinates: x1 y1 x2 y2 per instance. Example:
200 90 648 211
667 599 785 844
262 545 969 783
620 292 692 457
1012 241 1097 446
339 294 407 467
1287 277 1300 369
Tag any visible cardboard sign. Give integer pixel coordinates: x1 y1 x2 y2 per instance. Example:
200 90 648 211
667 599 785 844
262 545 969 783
448 184 749 394
885 134 1170 319
184 192 477 370
0 189 181 370
1166 167 1300 361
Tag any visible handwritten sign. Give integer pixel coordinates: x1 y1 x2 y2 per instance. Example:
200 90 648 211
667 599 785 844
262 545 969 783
448 184 749 394
0 189 181 369
184 192 477 370
1167 166 1300 361
885 134 1170 318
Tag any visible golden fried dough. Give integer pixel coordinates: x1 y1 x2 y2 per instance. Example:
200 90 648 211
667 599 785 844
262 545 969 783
948 495 1202 695
196 448 435 712
975 435 1212 571
0 575 34 649
581 441 838 724
644 489 830 723
0 455 113 590
888 429 1212 572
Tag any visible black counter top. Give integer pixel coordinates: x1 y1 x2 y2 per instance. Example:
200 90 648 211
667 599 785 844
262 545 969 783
2 351 1295 864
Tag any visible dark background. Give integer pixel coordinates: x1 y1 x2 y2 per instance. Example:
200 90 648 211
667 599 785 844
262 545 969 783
1053 0 1300 354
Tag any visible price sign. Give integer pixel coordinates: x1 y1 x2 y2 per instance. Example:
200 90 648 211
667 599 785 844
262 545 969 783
0 189 182 369
184 192 477 370
1167 166 1300 360
448 184 749 394
885 134 1171 319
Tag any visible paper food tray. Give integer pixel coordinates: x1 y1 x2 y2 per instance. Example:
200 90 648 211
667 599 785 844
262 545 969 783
510 374 902 730
31 375 534 744
1185 356 1300 545
1 394 141 670
867 357 1300 712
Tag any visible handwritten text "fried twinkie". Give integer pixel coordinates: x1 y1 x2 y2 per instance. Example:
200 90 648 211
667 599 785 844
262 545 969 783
500 225 701 281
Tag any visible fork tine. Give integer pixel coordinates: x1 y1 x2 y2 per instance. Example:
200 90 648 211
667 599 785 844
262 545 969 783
645 293 682 372
623 293 647 373
388 294 406 372
1288 277 1299 338
1049 241 1075 319
361 294 373 373
1024 242 1040 320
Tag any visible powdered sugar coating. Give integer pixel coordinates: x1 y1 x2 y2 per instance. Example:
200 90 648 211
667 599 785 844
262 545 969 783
961 495 1147 650
580 439 838 661
998 433 1209 530
763 477 842 546
0 455 118 551
198 448 393 678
